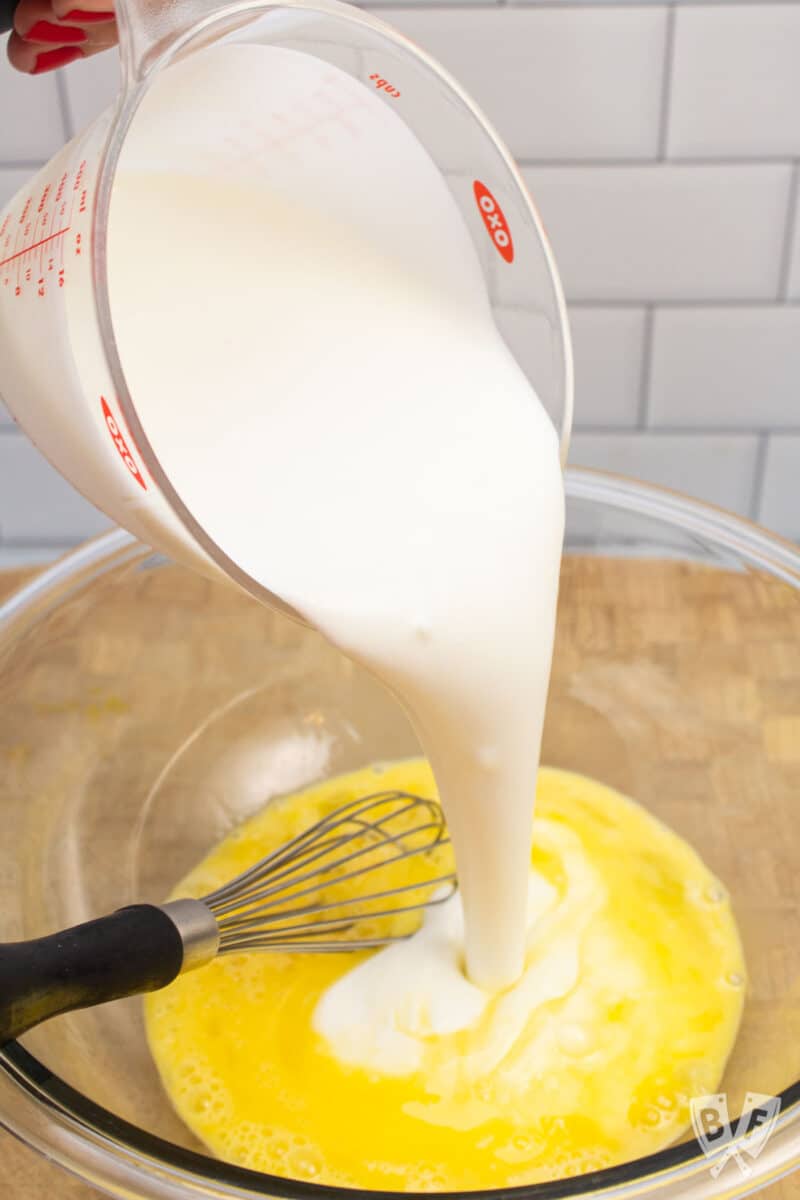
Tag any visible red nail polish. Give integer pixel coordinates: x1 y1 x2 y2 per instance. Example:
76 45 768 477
63 8 115 20
32 45 83 72
26 20 87 42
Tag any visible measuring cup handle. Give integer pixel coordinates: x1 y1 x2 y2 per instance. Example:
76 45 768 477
0 0 19 34
0 905 184 1044
115 0 243 81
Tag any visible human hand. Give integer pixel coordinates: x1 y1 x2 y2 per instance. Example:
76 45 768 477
6 0 117 73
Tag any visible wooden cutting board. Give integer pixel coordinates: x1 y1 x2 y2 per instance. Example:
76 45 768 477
0 562 798 1200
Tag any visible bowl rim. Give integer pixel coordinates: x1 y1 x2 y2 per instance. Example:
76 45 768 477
1 466 798 1200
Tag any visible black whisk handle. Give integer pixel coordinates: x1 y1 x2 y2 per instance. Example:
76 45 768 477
0 905 184 1044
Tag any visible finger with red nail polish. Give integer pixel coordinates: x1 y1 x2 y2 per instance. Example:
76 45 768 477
54 0 119 61
32 45 83 71
26 20 87 42
64 9 115 19
7 30 48 72
7 0 117 71
52 0 115 22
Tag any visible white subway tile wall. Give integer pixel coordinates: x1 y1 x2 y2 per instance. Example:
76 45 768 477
62 51 120 133
522 163 793 302
649 306 800 428
668 5 800 159
788 182 800 300
0 165 41 208
1 3 799 558
367 8 669 161
758 435 800 541
0 435 110 542
568 307 647 428
569 431 760 515
0 66 66 160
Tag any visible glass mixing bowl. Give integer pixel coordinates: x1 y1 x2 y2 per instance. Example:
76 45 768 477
0 468 798 1200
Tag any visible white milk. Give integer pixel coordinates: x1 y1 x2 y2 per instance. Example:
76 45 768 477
107 48 564 991
314 829 607 1082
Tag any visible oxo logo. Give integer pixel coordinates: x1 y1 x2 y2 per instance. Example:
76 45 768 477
473 181 514 264
101 397 147 491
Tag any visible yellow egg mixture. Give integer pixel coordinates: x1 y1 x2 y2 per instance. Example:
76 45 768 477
145 760 745 1190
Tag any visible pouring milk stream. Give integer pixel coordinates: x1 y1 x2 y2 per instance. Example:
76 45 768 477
0 35 566 992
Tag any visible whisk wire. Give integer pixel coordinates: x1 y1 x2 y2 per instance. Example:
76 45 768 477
203 791 455 952
208 819 449 918
204 792 442 906
215 871 457 937
216 884 456 952
0 790 459 1044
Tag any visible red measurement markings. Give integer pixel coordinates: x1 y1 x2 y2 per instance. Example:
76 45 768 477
368 73 400 99
34 185 50 281
2 163 88 294
73 159 87 215
57 199 67 288
0 226 71 271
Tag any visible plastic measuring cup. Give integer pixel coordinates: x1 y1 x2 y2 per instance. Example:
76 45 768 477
0 0 572 618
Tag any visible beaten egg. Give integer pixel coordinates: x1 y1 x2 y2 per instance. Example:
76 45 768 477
146 760 744 1190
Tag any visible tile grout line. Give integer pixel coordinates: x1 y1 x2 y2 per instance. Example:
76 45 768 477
367 1 800 9
0 537 84 548
566 298 800 310
566 302 649 314
636 306 655 430
748 432 771 522
520 156 795 168
0 160 48 171
7 157 797 172
656 3 677 161
571 426 796 437
776 161 799 301
54 70 75 142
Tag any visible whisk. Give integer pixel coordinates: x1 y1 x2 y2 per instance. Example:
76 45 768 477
0 791 455 1044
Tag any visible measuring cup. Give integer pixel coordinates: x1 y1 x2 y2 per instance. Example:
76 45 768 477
0 0 572 617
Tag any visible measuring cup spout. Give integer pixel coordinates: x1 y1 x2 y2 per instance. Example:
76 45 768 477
114 0 252 82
